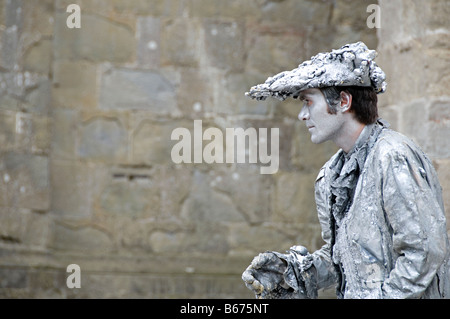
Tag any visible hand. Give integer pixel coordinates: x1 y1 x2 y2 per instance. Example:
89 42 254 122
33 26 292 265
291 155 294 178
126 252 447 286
241 251 289 298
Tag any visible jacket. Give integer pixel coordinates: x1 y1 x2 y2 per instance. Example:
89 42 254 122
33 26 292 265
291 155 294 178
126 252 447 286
311 120 450 298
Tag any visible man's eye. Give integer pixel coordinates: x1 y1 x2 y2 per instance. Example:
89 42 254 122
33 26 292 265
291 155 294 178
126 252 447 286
304 99 312 107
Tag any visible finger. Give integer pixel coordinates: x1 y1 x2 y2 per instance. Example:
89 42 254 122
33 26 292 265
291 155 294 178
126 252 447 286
242 269 255 284
251 278 264 295
250 252 276 269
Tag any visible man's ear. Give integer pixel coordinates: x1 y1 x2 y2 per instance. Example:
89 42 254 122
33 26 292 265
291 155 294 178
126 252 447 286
340 91 352 113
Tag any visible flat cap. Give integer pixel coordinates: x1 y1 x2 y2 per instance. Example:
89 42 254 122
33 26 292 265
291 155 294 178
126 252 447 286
245 41 387 101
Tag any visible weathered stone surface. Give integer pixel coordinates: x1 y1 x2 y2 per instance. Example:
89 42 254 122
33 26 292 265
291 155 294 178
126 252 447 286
99 68 177 113
51 223 113 253
273 171 318 224
290 121 338 172
99 179 160 219
13 112 50 154
51 109 78 160
215 72 275 115
160 18 199 67
434 159 450 229
78 116 128 163
22 0 54 36
180 170 245 223
50 160 93 218
136 16 160 69
1 153 49 211
210 168 273 225
132 118 192 165
0 268 27 288
177 68 214 117
427 99 450 158
203 20 245 72
0 110 16 152
23 78 52 115
24 38 52 74
53 13 135 63
257 0 331 26
246 33 306 76
52 60 98 110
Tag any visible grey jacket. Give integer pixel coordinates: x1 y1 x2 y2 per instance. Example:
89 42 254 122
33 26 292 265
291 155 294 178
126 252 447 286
312 121 450 299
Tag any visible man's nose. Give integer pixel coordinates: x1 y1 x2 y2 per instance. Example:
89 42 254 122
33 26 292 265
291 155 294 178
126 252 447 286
298 105 309 121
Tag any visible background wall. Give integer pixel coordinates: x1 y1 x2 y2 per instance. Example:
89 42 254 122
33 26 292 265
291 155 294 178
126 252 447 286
0 0 448 298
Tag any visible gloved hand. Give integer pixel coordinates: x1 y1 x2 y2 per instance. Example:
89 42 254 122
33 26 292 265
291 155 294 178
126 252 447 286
242 246 317 299
242 251 303 299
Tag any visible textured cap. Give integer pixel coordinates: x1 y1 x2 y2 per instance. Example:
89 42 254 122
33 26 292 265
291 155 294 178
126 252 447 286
245 41 387 101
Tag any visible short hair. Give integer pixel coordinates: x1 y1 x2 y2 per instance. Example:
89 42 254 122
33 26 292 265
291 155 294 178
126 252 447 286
320 86 378 125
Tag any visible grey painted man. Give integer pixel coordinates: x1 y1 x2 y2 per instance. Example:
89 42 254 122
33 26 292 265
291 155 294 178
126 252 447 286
242 42 450 299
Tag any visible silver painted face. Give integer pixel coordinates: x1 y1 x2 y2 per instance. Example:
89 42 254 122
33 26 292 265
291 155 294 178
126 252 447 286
298 88 345 144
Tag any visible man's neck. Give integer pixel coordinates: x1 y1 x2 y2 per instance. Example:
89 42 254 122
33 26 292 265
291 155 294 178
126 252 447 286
334 120 365 154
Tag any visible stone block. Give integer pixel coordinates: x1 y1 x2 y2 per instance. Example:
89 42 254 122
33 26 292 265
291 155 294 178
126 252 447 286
272 171 319 225
434 159 450 232
228 224 294 256
22 0 54 36
180 170 245 223
24 38 52 74
0 208 25 244
150 222 229 255
23 77 52 115
0 110 16 152
378 35 450 105
0 1 21 70
50 160 93 218
177 68 214 117
51 109 78 160
28 269 58 292
400 98 450 158
0 207 50 248
210 168 273 225
188 0 260 19
158 166 193 218
99 67 177 113
222 118 294 171
427 99 450 158
51 223 113 253
131 118 191 165
136 16 160 69
78 115 128 163
22 211 51 248
215 72 275 116
246 32 307 76
0 153 49 211
99 178 160 219
52 60 98 110
0 268 27 288
203 20 245 72
378 104 399 130
53 13 135 63
13 112 50 154
160 18 199 67
397 99 428 152
380 0 450 44
257 0 331 26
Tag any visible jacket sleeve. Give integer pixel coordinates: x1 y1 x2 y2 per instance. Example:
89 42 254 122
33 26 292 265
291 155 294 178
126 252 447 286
311 166 338 290
380 146 448 298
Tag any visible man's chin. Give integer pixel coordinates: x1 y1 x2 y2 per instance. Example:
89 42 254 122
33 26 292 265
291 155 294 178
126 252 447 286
310 136 323 144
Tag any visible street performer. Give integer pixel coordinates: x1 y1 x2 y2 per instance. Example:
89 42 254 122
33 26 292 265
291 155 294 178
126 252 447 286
242 42 450 299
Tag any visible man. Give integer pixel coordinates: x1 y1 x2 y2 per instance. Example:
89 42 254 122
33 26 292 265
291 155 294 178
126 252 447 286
242 42 450 299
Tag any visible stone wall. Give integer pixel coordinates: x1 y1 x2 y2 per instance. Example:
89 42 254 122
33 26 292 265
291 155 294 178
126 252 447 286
0 0 447 299
377 0 450 228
